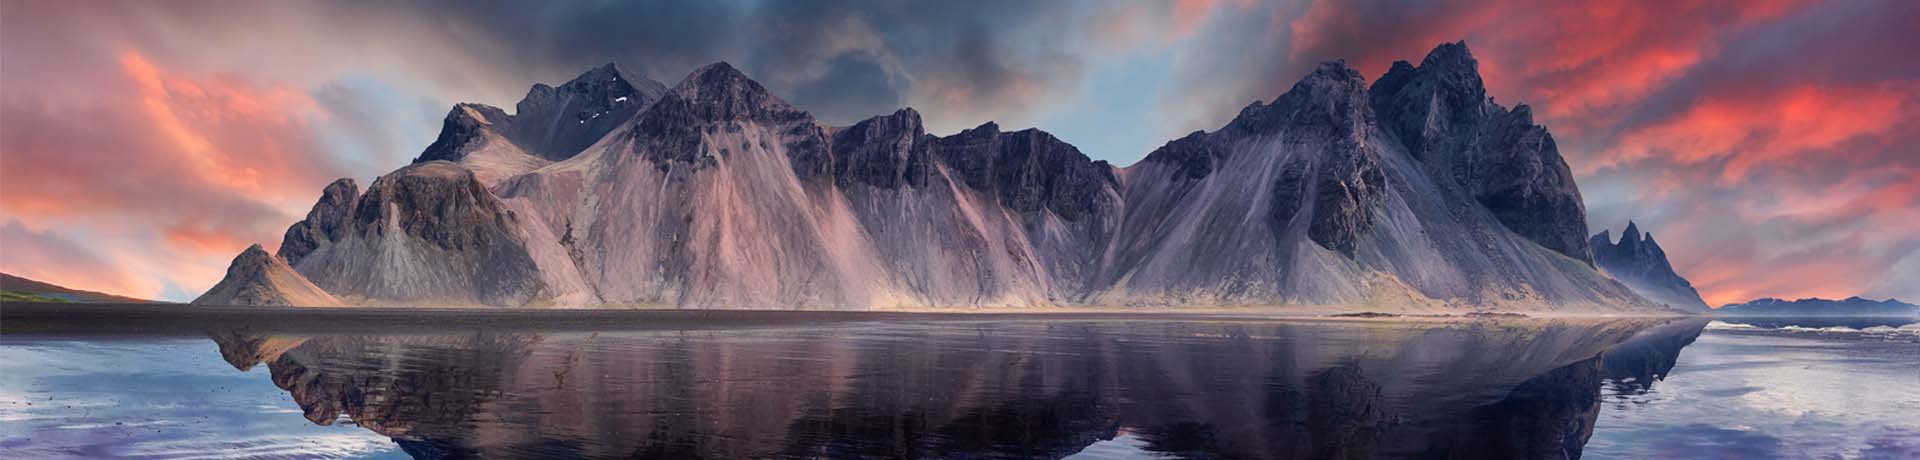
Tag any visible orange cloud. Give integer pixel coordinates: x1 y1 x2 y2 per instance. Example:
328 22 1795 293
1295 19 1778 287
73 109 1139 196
1603 83 1914 181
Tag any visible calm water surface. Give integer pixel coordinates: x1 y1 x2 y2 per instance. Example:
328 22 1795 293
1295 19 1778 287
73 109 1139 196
2 313 1915 459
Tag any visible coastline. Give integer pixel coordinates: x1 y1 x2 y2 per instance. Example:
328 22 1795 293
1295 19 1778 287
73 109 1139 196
2 301 1693 336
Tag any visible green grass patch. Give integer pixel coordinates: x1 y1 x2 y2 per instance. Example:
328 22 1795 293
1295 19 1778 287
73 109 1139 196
1 290 70 303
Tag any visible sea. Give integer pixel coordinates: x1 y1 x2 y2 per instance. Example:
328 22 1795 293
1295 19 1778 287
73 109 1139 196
2 307 1916 459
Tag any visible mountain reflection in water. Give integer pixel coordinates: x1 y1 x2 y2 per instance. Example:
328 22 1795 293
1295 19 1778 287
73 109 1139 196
208 317 1706 459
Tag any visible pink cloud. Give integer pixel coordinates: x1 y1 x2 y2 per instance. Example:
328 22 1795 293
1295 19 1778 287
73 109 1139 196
1 51 350 297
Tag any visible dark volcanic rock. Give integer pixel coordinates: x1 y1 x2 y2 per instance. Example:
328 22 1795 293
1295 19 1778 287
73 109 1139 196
1304 146 1386 256
1369 42 1485 162
928 122 1119 221
352 162 521 253
1467 105 1590 262
511 63 668 160
1237 62 1387 255
1230 62 1375 139
1141 131 1230 179
630 62 824 170
1370 42 1592 263
284 161 562 305
828 108 934 189
1590 221 1709 312
411 63 668 168
665 62 808 125
279 178 360 265
413 104 514 164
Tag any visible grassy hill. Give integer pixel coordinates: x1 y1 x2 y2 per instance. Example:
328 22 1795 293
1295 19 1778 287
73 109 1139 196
1 273 154 304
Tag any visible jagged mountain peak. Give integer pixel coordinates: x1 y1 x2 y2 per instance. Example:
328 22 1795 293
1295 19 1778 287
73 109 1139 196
1419 41 1479 74
1306 60 1368 85
532 62 669 101
279 177 361 265
216 40 1668 312
646 61 805 125
1227 60 1372 136
673 61 767 99
956 121 1002 137
827 107 932 189
453 103 510 124
1620 220 1643 247
572 62 652 86
1592 221 1707 312
413 104 515 164
845 107 925 133
499 62 670 161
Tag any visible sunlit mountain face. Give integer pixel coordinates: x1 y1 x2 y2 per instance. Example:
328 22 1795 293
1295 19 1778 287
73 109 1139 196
1 1 1914 305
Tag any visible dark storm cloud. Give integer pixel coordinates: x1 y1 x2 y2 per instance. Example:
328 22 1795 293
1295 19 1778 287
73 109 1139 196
375 0 1087 128
786 54 905 124
400 0 744 81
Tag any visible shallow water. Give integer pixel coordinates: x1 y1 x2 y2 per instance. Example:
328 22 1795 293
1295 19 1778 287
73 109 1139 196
1 313 1914 459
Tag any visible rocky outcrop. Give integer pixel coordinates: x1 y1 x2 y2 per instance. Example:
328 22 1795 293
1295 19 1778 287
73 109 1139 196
278 178 360 265
509 63 668 160
193 244 340 306
489 62 1120 307
1248 63 1387 256
1716 296 1918 316
1099 55 1646 310
1370 42 1593 264
1590 222 1710 312
928 121 1119 222
407 64 669 186
274 162 591 306
825 108 935 189
206 42 1671 312
411 104 548 187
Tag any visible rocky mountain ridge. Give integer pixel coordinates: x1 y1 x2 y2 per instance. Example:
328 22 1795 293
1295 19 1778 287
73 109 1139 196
1716 296 1917 316
1590 221 1710 312
196 42 1674 313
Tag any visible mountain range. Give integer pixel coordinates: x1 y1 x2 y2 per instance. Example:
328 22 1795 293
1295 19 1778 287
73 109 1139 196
1716 296 1918 316
194 42 1680 313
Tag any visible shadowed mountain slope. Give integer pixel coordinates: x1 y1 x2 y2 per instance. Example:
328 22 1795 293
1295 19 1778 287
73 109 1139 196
1590 221 1710 312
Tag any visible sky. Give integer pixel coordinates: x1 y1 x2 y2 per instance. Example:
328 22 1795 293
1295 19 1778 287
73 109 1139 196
1 0 1915 305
